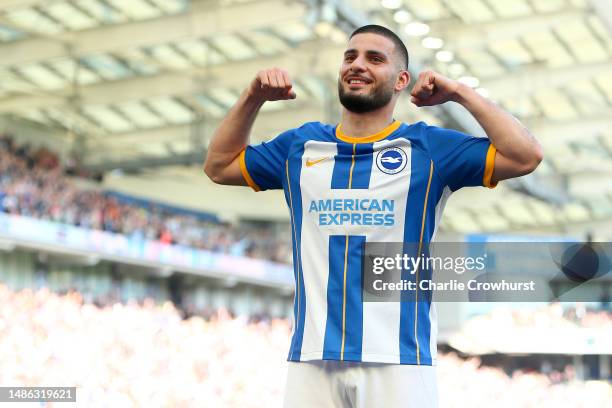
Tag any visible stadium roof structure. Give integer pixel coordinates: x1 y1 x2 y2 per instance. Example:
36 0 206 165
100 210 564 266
0 0 611 236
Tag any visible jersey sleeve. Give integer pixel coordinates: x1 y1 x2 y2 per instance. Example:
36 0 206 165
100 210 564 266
425 125 497 191
239 128 295 191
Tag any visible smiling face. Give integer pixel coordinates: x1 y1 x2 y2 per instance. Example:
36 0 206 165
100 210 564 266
338 32 408 113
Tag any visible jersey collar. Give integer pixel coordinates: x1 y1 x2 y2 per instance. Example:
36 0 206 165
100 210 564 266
335 120 401 144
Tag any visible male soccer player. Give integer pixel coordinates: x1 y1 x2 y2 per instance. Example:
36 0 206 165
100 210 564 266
204 25 542 408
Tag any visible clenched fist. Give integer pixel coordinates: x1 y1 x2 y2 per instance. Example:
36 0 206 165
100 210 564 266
248 68 296 102
410 70 461 107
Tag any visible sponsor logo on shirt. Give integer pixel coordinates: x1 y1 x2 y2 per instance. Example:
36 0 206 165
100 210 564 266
305 157 330 167
308 199 395 226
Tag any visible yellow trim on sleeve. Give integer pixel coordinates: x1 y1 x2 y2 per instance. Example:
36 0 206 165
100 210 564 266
483 144 498 189
239 148 261 192
336 120 401 143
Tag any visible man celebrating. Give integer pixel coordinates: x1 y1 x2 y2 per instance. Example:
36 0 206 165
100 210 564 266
204 25 542 408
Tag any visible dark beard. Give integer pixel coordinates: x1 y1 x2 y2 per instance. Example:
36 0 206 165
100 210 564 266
338 78 394 113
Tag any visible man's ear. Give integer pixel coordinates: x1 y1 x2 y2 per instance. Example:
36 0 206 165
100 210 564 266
395 70 411 92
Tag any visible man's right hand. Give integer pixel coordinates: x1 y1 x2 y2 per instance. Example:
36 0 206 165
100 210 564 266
248 68 297 102
204 68 296 186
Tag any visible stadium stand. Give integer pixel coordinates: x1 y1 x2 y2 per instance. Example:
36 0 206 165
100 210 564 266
0 135 291 264
0 0 610 406
0 285 609 407
445 304 612 383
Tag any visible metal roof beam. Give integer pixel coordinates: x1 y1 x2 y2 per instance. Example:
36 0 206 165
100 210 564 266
588 0 612 35
0 42 343 113
528 113 612 142
431 7 586 50
83 150 206 174
89 103 323 145
0 0 52 10
83 103 324 169
482 61 612 99
0 0 306 68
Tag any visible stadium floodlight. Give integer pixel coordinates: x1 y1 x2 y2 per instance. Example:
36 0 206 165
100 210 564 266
476 88 490 98
393 10 412 24
320 3 337 22
422 37 444 49
315 21 334 38
381 0 402 10
448 63 466 77
588 0 612 35
329 26 348 44
435 50 454 62
404 22 430 36
458 76 480 88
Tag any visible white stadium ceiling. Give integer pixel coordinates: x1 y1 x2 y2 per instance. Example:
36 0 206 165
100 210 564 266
0 0 610 236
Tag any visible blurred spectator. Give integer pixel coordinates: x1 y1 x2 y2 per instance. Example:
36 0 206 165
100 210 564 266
0 135 292 264
0 285 609 407
463 303 612 330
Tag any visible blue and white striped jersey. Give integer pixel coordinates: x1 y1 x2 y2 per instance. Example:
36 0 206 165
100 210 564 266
239 120 496 365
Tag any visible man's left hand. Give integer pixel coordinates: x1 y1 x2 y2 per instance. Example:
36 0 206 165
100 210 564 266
410 71 461 107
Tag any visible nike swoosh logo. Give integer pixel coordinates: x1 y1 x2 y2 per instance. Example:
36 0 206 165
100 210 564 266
306 157 329 167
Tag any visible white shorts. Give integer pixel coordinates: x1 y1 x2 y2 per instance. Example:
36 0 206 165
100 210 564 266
283 360 438 408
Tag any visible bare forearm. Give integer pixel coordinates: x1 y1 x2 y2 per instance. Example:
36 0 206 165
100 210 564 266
203 68 295 185
453 84 543 168
204 90 264 177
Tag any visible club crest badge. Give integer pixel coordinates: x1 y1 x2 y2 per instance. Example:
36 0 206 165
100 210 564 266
376 147 407 175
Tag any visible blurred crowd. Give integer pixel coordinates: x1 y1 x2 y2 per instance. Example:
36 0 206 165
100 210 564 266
437 353 610 408
0 284 290 407
465 303 612 329
1 285 610 408
0 135 291 263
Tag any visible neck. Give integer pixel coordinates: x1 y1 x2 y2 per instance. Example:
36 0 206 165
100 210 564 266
339 104 396 137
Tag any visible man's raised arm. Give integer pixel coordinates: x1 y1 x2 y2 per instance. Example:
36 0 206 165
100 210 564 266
203 68 296 185
410 70 543 185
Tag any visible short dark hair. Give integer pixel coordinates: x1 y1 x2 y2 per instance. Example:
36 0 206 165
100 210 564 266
350 25 409 70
